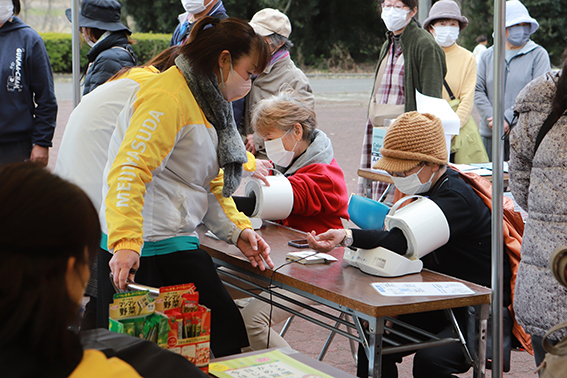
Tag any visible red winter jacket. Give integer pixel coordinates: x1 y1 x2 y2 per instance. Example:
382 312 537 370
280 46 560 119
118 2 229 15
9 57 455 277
281 158 349 234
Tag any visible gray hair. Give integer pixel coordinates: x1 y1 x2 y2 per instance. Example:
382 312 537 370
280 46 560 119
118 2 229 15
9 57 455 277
268 33 293 52
252 88 317 141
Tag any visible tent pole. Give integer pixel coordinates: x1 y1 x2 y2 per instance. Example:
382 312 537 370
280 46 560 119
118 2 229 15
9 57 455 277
491 0 506 376
71 0 81 107
418 0 432 24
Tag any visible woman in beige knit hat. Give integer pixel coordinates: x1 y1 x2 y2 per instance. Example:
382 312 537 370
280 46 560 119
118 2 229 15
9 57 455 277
308 111 510 378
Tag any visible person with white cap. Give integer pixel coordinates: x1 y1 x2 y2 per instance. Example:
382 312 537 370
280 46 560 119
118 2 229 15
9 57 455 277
243 8 314 157
475 0 550 161
65 0 138 95
424 0 488 164
309 111 512 377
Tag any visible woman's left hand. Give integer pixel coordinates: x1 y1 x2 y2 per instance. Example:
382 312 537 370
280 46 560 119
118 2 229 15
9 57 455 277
307 229 345 253
237 228 274 270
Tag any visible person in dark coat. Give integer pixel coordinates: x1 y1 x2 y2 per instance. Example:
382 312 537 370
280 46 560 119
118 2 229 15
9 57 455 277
66 0 137 95
0 0 57 167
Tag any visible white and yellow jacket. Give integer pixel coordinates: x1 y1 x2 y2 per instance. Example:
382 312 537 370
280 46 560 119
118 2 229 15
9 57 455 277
55 66 159 210
101 66 251 256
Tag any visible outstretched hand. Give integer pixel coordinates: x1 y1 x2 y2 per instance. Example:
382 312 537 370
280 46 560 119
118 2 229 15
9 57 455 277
307 229 345 253
237 228 274 270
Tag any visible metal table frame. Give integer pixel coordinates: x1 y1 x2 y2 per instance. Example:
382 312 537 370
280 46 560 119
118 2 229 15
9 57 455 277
213 260 489 378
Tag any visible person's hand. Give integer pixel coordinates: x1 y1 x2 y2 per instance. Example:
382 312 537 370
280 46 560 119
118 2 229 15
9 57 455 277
109 249 140 291
30 145 49 167
307 229 345 253
236 228 274 270
252 159 272 186
245 134 256 155
487 117 509 133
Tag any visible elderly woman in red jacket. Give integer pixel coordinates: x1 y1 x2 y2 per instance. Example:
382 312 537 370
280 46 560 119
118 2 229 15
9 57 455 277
239 89 349 350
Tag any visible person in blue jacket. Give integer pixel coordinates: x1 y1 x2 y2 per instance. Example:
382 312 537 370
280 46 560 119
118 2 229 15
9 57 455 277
65 0 137 95
170 0 228 46
0 0 57 167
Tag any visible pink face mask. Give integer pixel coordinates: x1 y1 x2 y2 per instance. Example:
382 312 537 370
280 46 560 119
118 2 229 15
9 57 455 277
219 58 252 102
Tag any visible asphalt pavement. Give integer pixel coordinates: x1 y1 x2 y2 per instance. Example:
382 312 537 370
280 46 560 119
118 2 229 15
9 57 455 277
50 75 537 377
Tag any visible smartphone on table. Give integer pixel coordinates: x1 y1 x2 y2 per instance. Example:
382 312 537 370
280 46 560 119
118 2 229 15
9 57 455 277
288 239 309 248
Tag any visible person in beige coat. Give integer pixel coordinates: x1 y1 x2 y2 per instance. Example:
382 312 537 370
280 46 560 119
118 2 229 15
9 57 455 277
510 60 567 368
242 8 314 157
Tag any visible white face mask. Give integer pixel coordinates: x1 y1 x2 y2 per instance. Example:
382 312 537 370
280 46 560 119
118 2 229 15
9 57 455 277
390 165 435 195
219 58 252 102
265 129 299 168
381 6 410 32
181 0 212 14
433 25 460 47
0 0 14 25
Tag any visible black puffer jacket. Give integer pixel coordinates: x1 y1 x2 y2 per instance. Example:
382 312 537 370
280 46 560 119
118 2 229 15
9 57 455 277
83 31 137 95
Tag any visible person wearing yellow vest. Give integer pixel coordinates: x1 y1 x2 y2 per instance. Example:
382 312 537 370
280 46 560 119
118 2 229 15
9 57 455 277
98 17 274 357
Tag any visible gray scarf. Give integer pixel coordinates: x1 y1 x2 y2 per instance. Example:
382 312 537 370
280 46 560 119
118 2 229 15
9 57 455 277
175 54 247 197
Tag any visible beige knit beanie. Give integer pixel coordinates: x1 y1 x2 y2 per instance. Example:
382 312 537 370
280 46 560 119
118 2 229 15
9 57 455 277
373 111 448 173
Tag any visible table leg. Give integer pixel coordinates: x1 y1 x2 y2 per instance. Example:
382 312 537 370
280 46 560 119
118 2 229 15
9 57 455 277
363 177 372 199
475 304 489 378
366 317 384 378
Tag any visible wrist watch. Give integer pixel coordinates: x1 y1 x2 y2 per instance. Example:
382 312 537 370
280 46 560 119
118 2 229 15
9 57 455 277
340 228 353 247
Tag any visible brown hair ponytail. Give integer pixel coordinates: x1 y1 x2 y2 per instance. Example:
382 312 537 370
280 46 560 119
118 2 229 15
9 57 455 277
180 16 270 76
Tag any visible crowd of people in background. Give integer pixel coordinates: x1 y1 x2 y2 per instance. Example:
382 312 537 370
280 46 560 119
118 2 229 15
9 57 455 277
1 0 567 377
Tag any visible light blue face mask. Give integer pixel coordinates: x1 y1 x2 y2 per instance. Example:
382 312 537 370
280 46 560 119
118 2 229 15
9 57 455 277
506 25 531 47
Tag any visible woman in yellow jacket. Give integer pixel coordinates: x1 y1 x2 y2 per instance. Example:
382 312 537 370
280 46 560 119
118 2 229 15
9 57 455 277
98 17 274 357
424 0 488 164
0 163 209 378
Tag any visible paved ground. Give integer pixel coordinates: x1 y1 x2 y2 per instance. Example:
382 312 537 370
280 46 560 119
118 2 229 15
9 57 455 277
50 75 538 377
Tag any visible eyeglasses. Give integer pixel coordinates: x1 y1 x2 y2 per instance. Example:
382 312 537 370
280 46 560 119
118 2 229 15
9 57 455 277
381 3 409 10
387 163 425 177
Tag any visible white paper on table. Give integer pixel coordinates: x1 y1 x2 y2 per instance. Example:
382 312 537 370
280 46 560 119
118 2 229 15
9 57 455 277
371 282 475 296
